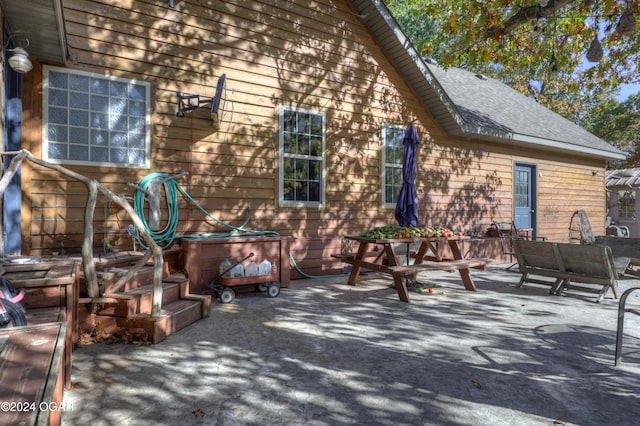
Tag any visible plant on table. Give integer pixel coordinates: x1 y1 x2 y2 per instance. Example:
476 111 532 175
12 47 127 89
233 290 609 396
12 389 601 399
360 225 463 239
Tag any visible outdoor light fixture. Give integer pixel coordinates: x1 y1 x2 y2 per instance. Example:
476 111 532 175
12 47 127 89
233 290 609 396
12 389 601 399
2 36 33 74
176 74 227 125
7 47 32 73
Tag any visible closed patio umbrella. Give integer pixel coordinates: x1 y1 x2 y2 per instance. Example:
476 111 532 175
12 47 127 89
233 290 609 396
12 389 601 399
394 123 420 227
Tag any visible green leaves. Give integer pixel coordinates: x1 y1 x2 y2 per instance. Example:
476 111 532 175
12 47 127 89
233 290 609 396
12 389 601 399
583 94 640 167
385 0 639 112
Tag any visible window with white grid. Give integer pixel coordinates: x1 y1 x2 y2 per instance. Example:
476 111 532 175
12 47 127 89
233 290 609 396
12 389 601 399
43 66 150 168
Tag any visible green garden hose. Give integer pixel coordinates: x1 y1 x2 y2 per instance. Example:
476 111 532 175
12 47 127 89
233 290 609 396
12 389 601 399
133 173 343 279
133 172 277 249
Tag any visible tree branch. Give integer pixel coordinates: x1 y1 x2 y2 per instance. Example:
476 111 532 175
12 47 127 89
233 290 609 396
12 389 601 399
485 0 583 39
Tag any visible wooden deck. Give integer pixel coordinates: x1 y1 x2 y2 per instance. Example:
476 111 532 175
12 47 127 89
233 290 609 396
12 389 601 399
2 261 79 390
0 322 68 426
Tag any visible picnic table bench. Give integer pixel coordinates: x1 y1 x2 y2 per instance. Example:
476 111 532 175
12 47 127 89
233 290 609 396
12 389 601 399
333 235 492 302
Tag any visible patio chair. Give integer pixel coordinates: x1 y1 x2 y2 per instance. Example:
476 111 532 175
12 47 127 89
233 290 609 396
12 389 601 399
492 221 525 271
615 286 640 366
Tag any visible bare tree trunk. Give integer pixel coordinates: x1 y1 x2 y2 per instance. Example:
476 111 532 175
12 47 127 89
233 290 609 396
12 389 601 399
84 181 100 312
0 150 28 194
99 189 164 316
485 0 576 38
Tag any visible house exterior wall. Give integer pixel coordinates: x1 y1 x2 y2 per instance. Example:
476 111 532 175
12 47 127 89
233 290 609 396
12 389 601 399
12 0 608 275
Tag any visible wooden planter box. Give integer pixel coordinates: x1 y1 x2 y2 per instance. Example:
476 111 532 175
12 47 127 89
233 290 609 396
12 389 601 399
3 262 79 391
182 236 291 294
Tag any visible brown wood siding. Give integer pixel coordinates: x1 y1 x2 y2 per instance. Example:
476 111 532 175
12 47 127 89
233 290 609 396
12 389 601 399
17 0 608 262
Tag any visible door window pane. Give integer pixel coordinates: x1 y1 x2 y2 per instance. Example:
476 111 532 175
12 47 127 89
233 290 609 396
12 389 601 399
515 170 529 208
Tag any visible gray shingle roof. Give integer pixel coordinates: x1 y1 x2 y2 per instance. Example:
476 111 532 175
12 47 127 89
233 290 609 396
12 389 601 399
349 0 626 161
426 64 625 158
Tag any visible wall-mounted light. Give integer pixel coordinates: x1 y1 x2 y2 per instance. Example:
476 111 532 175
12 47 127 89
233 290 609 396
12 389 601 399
3 37 33 74
592 170 599 176
7 47 32 73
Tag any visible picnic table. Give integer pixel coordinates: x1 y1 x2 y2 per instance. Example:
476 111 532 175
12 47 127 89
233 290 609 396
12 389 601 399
332 235 492 302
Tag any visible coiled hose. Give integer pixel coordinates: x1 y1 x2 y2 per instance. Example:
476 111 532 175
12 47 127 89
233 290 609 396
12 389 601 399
133 173 345 279
133 173 277 249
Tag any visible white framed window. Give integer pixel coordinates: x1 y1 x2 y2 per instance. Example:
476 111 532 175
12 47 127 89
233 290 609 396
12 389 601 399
381 123 405 206
617 189 636 220
43 66 151 168
279 106 325 207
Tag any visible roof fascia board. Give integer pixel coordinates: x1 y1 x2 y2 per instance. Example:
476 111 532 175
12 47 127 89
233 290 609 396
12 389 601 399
53 0 68 64
459 122 626 160
352 0 467 128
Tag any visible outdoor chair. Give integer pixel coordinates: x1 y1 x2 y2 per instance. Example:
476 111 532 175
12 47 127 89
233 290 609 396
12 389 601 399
615 286 640 366
493 221 529 270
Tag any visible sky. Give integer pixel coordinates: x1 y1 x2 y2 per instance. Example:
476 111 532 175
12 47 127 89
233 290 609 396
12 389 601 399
618 83 639 101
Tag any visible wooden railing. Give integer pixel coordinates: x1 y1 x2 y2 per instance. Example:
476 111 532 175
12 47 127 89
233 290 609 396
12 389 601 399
0 150 165 317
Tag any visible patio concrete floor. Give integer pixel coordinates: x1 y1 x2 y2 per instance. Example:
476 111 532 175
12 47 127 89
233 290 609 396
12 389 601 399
61 265 640 425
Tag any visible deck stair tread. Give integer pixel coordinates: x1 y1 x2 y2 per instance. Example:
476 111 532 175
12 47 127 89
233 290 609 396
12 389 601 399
85 263 210 343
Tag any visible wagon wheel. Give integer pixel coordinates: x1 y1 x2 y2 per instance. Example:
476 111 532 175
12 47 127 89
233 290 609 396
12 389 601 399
569 209 595 244
569 211 581 243
266 282 280 298
257 282 269 293
219 288 235 304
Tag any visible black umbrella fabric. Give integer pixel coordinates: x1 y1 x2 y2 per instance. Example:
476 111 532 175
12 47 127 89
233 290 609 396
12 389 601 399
394 123 420 227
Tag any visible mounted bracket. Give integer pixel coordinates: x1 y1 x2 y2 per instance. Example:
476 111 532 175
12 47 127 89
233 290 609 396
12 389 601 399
128 172 188 231
176 74 227 125
176 92 209 117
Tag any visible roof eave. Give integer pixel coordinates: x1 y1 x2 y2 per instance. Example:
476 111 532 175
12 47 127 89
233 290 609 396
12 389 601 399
457 124 627 161
349 0 467 126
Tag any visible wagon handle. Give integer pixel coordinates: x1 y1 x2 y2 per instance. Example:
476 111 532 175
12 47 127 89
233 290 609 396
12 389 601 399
214 252 255 283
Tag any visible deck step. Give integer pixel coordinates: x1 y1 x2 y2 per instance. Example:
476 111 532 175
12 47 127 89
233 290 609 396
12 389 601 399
101 265 156 292
86 272 211 343
79 265 156 295
116 299 206 343
95 281 182 317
